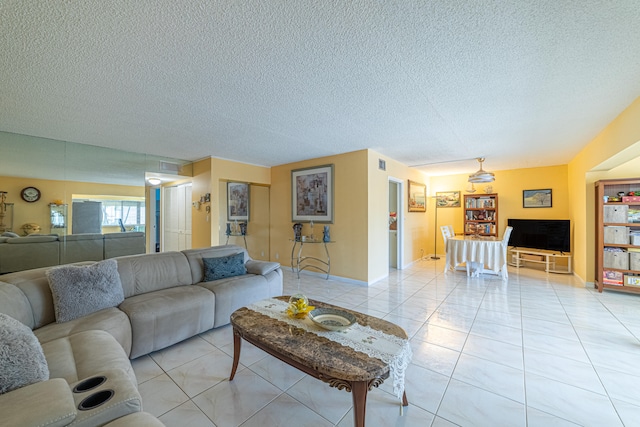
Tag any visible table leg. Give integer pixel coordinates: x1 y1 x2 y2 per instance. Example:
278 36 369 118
352 381 368 427
229 329 241 381
290 241 297 273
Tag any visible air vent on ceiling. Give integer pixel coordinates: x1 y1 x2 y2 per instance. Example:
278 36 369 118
159 161 180 174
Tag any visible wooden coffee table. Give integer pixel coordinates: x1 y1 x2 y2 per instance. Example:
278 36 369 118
229 296 409 427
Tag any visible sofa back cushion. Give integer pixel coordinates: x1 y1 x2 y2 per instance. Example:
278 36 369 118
0 313 49 394
46 259 125 323
0 237 60 274
104 232 146 259
182 245 249 284
0 266 68 329
115 251 192 297
0 281 34 328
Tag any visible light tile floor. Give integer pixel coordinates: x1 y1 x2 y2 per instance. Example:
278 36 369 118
133 259 640 426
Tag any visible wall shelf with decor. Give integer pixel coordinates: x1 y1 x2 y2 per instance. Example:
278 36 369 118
595 178 640 293
463 194 498 237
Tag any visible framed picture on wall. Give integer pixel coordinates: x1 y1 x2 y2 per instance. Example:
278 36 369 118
227 182 250 221
523 189 552 208
408 180 426 212
436 191 461 208
292 164 334 223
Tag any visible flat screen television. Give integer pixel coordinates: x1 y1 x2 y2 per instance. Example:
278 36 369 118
507 219 571 253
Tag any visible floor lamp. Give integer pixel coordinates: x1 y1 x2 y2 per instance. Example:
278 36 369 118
431 196 440 260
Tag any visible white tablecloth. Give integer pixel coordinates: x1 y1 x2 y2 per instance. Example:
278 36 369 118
445 236 505 278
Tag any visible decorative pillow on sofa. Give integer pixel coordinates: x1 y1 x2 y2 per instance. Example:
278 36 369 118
203 253 247 281
0 313 49 394
46 259 125 323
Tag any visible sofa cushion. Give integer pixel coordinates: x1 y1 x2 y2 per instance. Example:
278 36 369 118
1 232 19 238
119 286 215 359
46 259 125 323
0 238 60 274
115 251 192 298
41 330 136 385
60 233 104 264
0 313 49 394
103 232 146 259
0 263 94 329
198 270 282 327
203 252 247 281
0 281 34 328
34 307 133 357
104 412 165 427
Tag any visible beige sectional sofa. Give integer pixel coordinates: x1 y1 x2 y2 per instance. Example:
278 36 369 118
0 232 146 274
0 244 283 426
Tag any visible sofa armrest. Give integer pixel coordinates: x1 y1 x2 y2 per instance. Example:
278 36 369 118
245 260 281 276
0 378 76 427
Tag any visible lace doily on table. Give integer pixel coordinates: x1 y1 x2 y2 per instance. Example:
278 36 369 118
248 298 412 401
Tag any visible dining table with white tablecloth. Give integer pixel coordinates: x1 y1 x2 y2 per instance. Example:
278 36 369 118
445 235 506 278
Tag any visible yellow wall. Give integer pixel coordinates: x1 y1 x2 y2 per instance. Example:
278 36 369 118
569 97 640 283
271 151 370 282
0 175 143 235
270 150 430 284
191 158 212 249
189 157 271 260
368 152 430 282
429 165 570 256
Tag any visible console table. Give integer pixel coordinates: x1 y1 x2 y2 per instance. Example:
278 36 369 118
225 233 247 249
509 248 572 274
290 239 333 279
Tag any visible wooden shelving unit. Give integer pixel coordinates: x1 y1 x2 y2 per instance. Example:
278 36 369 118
595 178 640 293
463 194 498 237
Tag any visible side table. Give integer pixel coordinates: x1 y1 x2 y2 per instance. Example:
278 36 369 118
290 239 333 279
226 233 248 249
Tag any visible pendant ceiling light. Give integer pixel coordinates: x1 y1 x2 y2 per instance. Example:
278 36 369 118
468 158 495 183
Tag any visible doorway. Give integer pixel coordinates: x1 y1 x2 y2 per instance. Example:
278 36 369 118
389 178 403 269
162 183 192 251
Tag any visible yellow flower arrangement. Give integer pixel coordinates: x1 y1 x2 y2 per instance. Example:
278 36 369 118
286 296 315 319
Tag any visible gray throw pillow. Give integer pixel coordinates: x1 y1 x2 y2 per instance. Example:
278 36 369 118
0 313 49 394
1 232 19 238
46 259 125 323
203 253 247 281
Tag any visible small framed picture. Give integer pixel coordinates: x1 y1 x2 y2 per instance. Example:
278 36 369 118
227 182 249 221
523 189 552 208
436 191 461 208
408 180 426 212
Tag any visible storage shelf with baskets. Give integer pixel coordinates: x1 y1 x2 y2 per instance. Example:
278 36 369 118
595 178 640 293
463 194 498 237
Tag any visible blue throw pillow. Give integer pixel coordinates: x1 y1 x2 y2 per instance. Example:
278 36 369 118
203 253 246 281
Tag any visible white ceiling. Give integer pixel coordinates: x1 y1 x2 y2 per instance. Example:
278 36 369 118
2 1 639 176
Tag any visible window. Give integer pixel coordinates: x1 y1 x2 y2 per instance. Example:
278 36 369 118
101 200 145 227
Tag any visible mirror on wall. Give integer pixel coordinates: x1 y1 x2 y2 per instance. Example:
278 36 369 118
0 131 192 241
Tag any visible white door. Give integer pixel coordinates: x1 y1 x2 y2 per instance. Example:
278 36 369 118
162 183 192 251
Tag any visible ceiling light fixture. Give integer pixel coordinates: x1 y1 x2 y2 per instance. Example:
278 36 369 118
147 178 161 186
468 158 495 183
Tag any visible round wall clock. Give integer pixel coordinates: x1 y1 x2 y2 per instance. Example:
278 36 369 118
21 186 41 203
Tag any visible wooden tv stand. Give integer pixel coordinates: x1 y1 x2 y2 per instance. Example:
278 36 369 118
509 248 572 274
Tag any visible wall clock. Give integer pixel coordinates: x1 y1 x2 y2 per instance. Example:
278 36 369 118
21 186 41 203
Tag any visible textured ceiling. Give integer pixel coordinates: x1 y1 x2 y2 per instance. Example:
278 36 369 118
1 1 640 176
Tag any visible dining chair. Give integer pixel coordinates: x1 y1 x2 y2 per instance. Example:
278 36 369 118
498 226 514 279
440 225 453 243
